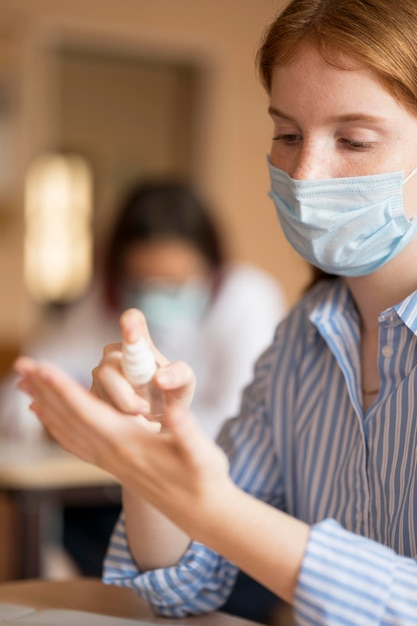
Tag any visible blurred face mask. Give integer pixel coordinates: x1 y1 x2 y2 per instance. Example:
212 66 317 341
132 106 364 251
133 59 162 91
267 156 417 276
122 279 211 333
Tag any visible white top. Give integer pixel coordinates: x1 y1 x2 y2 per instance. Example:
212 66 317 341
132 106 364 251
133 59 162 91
0 263 287 439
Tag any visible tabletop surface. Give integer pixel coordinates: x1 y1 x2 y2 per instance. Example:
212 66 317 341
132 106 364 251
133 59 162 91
0 579 263 625
0 439 117 489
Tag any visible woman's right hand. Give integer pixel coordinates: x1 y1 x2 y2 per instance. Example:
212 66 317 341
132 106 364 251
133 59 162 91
91 308 196 417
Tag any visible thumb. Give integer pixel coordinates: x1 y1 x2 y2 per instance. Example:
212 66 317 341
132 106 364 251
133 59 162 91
163 406 211 460
162 406 230 501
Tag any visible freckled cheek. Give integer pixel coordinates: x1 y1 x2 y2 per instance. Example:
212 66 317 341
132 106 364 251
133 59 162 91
402 178 417 219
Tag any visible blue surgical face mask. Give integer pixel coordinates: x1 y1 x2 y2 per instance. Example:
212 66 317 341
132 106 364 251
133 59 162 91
267 156 417 276
121 279 211 334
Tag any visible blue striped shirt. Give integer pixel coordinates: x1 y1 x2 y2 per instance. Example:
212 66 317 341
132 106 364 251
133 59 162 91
104 278 417 623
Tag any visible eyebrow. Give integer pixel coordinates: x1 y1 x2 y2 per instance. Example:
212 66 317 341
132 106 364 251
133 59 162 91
267 105 385 124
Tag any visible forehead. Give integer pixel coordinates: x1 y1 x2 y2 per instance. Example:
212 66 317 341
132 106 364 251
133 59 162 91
123 239 209 281
269 45 409 123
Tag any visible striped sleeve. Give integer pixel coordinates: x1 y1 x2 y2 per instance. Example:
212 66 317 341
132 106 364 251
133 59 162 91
295 519 417 625
102 514 238 617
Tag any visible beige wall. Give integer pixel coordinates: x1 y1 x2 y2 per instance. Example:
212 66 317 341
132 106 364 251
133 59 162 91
0 0 311 347
57 49 199 253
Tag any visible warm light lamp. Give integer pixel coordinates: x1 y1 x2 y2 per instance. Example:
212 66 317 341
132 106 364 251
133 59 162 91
24 153 93 303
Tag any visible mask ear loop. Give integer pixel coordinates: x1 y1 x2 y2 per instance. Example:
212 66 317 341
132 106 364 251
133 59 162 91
404 163 417 184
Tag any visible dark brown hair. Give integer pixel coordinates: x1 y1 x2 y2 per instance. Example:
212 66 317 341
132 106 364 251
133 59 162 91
103 180 225 309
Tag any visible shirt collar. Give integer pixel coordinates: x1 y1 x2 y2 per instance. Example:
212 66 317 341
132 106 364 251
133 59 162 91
394 289 417 335
308 278 417 338
308 279 358 333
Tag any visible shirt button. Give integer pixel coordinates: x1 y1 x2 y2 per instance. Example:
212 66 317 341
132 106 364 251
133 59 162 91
382 345 394 358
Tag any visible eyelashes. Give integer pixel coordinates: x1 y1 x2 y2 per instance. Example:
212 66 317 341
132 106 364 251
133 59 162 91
272 134 302 143
272 135 376 151
337 138 375 150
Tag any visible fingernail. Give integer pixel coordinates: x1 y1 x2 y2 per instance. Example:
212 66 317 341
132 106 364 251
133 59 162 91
14 359 29 375
155 370 173 387
30 402 41 418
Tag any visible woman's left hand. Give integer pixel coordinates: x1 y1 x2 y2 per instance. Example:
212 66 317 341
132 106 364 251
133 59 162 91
14 357 232 538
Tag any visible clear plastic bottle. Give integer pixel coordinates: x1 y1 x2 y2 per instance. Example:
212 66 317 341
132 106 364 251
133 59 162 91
121 337 165 421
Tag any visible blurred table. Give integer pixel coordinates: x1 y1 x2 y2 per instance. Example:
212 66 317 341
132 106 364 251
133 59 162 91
0 578 263 625
0 439 120 580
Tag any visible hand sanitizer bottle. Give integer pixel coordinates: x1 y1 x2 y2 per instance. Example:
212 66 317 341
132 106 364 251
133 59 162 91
121 337 165 421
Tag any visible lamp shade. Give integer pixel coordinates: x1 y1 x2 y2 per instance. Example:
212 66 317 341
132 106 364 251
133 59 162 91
24 153 93 303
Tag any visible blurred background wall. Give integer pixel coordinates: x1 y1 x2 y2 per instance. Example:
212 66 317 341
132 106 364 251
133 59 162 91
0 0 311 367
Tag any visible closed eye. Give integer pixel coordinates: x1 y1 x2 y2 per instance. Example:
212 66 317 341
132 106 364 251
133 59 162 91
272 134 302 144
338 138 376 150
